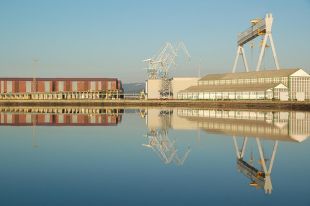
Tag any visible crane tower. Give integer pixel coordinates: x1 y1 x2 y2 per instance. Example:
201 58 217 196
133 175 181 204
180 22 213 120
144 42 191 99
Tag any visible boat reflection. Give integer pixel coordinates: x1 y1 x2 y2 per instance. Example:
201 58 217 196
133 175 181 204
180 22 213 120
143 108 310 194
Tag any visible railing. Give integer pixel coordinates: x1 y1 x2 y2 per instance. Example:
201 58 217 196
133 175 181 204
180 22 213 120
237 18 266 46
0 90 123 100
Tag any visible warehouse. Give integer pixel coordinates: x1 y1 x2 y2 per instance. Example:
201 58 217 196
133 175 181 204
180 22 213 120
0 77 123 100
146 77 198 99
178 68 310 101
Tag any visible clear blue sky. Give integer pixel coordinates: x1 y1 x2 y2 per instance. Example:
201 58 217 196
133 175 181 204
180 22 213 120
0 0 309 82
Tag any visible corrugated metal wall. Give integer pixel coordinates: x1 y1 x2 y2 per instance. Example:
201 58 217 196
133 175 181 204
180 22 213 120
0 78 122 93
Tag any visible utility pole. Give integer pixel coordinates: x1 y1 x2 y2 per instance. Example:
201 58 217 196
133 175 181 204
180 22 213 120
32 59 39 93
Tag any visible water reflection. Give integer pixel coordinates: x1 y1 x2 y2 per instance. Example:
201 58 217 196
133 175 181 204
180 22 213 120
234 137 277 194
143 108 310 194
0 107 123 126
143 110 190 165
1 107 309 196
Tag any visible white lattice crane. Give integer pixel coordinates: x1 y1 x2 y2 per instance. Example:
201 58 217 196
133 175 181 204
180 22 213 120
144 42 191 80
144 42 191 98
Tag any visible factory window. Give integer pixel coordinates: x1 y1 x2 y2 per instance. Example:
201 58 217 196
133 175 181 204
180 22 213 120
44 115 50 123
7 81 12 93
72 115 78 123
273 78 279 83
25 81 31 93
44 81 51 93
58 115 64 123
72 81 78 91
188 93 193 99
90 81 96 91
1 81 4 93
26 114 31 123
7 114 12 123
58 81 64 92
107 81 112 90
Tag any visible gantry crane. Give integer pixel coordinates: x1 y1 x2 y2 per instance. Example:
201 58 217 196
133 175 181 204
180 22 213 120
232 13 280 73
233 136 278 194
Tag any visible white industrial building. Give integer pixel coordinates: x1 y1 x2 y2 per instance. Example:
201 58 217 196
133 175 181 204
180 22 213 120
178 68 310 101
146 77 198 99
145 14 310 102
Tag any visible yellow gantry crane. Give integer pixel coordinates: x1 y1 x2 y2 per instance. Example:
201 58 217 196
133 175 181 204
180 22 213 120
233 136 278 194
233 13 280 73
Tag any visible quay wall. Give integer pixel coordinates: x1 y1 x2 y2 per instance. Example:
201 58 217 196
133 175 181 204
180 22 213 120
0 99 309 111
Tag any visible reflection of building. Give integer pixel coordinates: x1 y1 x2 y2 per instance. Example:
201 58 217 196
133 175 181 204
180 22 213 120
176 109 310 142
146 108 310 142
144 108 310 193
0 107 123 126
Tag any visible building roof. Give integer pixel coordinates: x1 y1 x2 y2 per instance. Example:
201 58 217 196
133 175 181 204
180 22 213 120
199 68 301 81
179 83 286 93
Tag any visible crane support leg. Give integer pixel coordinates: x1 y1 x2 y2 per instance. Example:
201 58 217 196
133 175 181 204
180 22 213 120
268 140 278 174
256 35 268 71
233 46 249 73
233 136 248 159
269 34 280 70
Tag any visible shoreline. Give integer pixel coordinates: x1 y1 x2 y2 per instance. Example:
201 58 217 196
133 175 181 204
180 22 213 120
0 99 309 111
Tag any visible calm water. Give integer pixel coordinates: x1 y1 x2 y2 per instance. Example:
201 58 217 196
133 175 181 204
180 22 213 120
0 107 309 206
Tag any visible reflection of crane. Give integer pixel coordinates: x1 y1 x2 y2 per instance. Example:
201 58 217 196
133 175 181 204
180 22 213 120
143 129 190 165
233 136 278 194
143 110 191 165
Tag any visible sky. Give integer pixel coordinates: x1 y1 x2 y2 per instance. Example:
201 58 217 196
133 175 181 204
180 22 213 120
0 0 309 83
